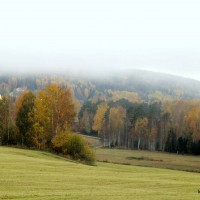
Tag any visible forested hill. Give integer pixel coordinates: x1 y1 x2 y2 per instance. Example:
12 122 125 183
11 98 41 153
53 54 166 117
0 70 200 102
90 70 200 101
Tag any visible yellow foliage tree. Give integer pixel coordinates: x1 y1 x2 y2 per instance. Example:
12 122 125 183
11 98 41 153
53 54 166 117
93 103 108 146
135 117 148 149
33 84 76 149
184 106 200 141
108 107 126 146
93 104 108 133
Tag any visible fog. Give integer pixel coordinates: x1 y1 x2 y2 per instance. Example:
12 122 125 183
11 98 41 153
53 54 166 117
0 0 200 80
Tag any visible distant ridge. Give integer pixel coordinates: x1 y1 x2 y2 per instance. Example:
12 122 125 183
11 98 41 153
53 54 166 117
0 69 200 101
86 69 200 101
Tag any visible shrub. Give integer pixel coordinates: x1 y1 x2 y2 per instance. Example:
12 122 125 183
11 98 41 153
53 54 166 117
51 129 71 153
64 134 95 165
81 144 95 165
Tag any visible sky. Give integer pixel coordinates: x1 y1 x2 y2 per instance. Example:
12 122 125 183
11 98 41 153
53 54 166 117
0 0 200 80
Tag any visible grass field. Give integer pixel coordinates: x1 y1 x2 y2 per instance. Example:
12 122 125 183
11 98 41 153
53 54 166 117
84 136 200 172
95 148 200 172
0 147 200 200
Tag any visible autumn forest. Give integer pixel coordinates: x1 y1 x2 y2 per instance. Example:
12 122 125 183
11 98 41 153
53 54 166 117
1 71 200 156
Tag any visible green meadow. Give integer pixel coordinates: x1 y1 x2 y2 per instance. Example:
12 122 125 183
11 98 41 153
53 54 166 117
0 147 200 200
95 148 200 172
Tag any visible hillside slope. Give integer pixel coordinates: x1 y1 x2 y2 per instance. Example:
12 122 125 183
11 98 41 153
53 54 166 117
88 70 200 101
0 147 200 200
1 70 200 102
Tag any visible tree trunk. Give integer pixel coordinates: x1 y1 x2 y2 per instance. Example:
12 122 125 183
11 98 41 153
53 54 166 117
138 137 141 150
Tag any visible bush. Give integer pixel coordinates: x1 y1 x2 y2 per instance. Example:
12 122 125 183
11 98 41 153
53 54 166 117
51 129 71 153
64 134 95 165
81 144 95 165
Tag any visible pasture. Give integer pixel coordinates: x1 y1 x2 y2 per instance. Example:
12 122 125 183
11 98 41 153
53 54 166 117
0 147 200 200
95 148 200 172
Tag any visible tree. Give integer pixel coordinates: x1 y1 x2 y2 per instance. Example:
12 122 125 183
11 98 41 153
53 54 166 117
108 107 126 147
0 96 18 145
184 106 200 142
79 110 93 134
92 103 108 146
78 102 98 135
149 126 158 150
160 111 171 151
0 96 9 144
33 84 76 149
134 117 148 149
164 129 177 153
16 91 36 146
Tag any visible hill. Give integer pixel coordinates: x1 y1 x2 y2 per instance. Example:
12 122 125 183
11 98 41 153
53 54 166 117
0 147 200 200
88 70 200 101
1 70 200 102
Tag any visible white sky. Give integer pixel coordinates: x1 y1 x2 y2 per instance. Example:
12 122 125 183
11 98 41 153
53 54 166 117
0 0 200 80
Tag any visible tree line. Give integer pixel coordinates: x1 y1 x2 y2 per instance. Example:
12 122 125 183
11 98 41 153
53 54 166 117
0 84 95 164
78 99 200 155
1 83 200 156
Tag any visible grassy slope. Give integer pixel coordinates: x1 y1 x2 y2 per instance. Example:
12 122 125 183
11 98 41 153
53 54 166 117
0 147 200 200
95 148 200 172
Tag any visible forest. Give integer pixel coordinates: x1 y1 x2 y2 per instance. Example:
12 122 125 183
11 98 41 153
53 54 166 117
0 84 95 164
0 72 200 155
79 99 200 154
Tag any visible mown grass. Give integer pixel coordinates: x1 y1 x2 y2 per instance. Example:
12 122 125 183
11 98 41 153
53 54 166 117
0 146 200 200
95 148 200 172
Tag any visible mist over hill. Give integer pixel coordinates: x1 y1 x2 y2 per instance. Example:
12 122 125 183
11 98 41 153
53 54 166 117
0 69 200 102
89 69 200 101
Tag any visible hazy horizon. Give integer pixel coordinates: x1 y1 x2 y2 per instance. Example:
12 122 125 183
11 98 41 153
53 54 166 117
1 0 200 80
